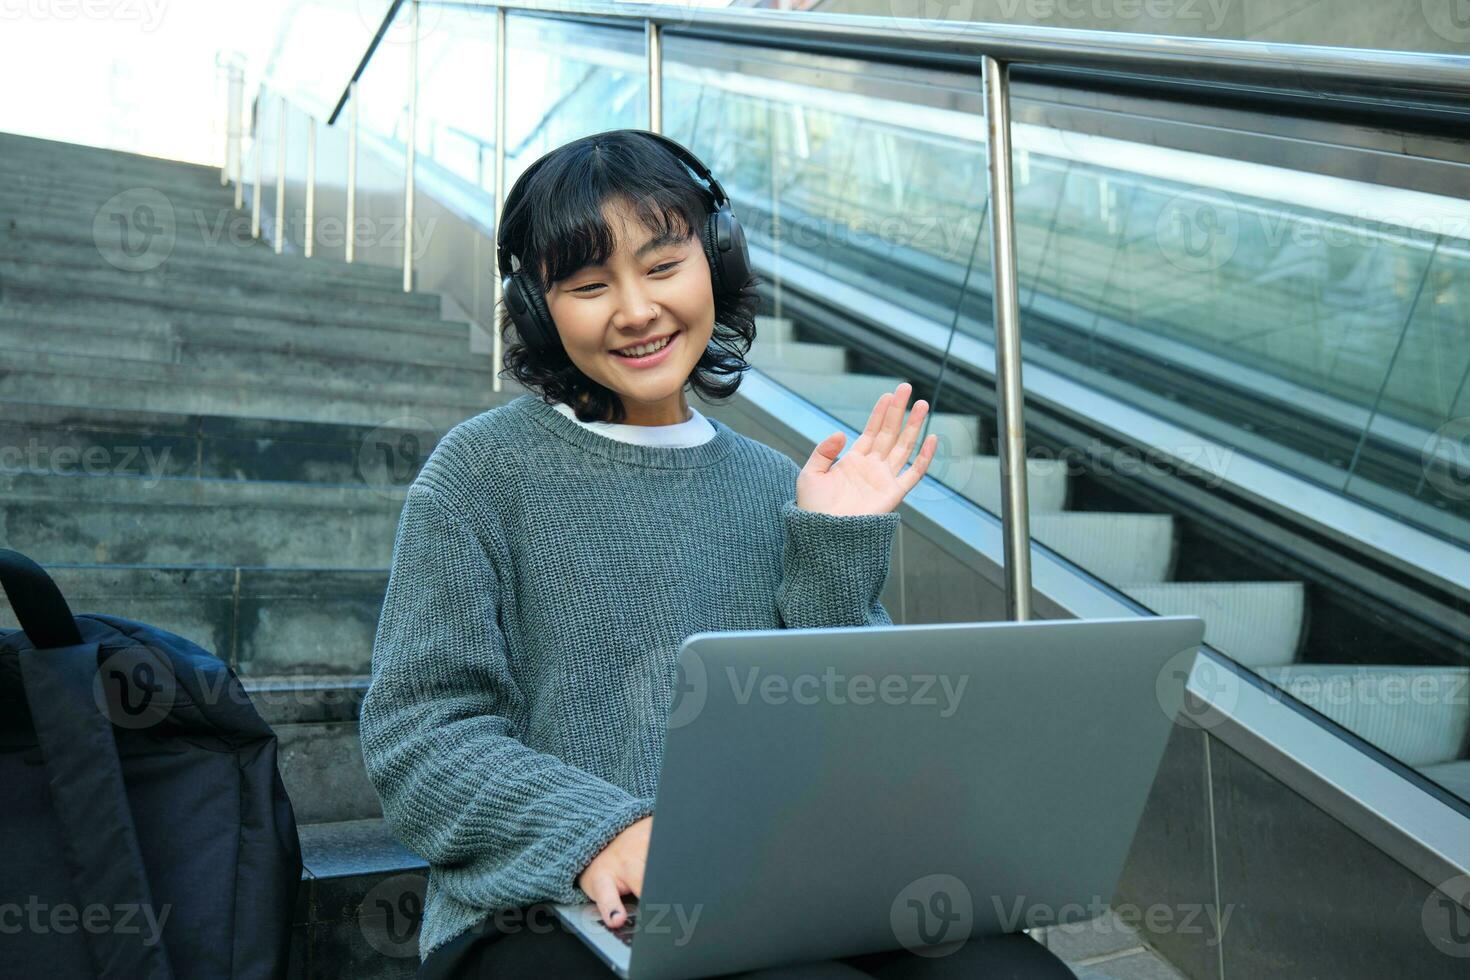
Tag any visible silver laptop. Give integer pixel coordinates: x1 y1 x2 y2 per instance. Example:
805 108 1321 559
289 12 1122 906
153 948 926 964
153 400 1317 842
553 615 1205 980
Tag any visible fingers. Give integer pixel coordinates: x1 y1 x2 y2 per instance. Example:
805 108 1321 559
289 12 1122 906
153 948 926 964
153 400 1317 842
849 392 890 457
871 382 916 460
802 431 846 477
586 874 630 929
886 395 931 472
898 433 939 493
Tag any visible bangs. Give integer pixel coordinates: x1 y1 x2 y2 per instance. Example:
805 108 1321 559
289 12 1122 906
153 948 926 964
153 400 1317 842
505 133 711 289
533 189 702 287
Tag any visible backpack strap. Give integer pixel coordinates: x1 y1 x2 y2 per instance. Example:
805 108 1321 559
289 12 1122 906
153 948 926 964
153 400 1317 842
0 549 83 649
3 551 174 979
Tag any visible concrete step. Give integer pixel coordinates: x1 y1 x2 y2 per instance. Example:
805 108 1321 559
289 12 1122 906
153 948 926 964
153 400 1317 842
0 230 416 298
249 676 382 824
1031 512 1177 583
0 306 478 369
0 314 495 390
0 146 231 200
0 261 448 331
0 470 406 568
1256 664 1470 768
0 399 452 493
1121 581 1306 669
0 176 242 218
0 197 269 244
0 133 230 188
293 817 427 975
0 347 503 430
0 561 387 678
0 218 411 289
0 247 441 310
0 291 466 345
0 285 461 344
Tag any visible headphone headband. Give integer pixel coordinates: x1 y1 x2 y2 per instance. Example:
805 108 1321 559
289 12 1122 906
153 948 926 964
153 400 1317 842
495 129 727 279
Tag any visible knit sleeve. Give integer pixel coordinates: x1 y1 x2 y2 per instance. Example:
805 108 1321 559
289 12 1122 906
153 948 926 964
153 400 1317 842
774 498 900 629
359 484 654 913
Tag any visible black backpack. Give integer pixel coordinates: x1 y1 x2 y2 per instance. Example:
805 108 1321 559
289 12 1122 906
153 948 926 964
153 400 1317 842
0 548 302 979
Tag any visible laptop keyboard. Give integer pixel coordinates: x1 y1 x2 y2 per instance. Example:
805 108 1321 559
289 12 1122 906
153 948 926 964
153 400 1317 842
598 897 638 946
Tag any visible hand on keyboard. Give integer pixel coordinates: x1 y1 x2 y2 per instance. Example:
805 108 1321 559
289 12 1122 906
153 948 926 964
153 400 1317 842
599 896 639 946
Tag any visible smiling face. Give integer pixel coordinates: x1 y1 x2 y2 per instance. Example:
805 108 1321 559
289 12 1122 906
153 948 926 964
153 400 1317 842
542 195 716 427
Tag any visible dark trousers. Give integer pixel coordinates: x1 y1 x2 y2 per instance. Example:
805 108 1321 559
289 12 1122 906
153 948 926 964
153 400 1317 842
418 903 1076 980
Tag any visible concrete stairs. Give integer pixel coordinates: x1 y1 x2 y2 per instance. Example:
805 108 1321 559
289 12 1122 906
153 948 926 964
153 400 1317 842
746 314 1470 792
0 131 524 976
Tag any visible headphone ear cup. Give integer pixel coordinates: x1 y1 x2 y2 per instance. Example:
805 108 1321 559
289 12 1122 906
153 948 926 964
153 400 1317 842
702 211 724 294
704 206 751 296
504 269 558 355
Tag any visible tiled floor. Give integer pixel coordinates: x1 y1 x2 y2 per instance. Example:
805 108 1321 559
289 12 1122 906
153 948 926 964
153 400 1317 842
1036 910 1193 980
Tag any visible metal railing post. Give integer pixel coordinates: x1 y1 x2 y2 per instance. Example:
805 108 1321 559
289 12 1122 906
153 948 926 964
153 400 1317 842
230 66 244 210
492 5 508 393
403 0 419 292
767 102 782 323
220 60 230 186
251 93 262 239
305 116 317 259
274 94 286 254
646 19 662 133
347 80 358 263
982 54 1033 622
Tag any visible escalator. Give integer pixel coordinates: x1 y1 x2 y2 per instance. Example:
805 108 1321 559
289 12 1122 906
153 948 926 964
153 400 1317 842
482 22 1470 809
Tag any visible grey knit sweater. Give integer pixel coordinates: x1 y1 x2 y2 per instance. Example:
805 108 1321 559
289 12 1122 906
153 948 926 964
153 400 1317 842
358 392 900 963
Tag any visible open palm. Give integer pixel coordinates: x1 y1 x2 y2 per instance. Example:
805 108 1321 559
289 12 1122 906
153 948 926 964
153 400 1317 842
796 382 939 517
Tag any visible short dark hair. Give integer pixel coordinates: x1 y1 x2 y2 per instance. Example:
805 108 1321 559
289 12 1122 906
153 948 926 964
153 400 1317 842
495 130 762 424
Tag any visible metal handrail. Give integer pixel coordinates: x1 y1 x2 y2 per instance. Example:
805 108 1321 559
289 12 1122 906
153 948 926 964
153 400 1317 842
327 0 1470 116
253 0 1470 624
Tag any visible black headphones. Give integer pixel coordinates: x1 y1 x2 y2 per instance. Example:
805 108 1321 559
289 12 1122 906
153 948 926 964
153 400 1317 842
495 129 752 357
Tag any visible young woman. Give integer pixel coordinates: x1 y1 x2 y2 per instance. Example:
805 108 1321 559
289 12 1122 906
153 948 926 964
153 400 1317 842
359 130 1073 979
